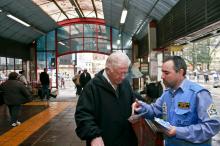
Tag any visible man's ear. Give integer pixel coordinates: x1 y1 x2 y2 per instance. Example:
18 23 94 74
179 69 184 76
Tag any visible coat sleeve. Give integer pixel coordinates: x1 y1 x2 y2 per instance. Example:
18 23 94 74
175 90 220 143
75 84 102 141
20 83 32 101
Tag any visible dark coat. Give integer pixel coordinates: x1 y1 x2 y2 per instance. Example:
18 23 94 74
40 72 49 85
75 70 137 146
79 72 91 87
0 80 32 105
146 81 163 99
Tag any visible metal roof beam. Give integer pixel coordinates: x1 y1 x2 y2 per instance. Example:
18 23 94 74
91 0 98 18
52 0 70 20
70 0 85 18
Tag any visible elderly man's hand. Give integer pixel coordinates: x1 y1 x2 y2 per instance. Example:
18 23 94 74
132 99 147 114
91 137 105 146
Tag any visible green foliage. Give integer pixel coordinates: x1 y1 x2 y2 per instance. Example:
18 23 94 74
182 36 220 70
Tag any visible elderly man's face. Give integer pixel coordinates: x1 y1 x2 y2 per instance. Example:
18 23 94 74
108 65 129 85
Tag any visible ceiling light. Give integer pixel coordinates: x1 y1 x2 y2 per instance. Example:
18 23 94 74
120 8 127 24
58 42 65 46
7 14 30 27
0 10 2 12
117 39 120 45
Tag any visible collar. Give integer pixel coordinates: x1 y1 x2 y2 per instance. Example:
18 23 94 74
168 78 187 94
103 70 117 90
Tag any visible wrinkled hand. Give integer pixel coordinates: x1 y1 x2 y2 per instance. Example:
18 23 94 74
164 126 176 137
91 137 105 146
132 99 147 114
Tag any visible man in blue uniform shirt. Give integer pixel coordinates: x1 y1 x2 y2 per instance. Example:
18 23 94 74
133 56 220 146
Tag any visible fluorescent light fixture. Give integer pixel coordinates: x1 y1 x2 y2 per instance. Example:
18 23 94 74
117 39 121 45
58 42 65 46
120 8 127 24
7 14 30 27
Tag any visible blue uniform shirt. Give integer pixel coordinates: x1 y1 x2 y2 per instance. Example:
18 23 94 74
141 79 220 146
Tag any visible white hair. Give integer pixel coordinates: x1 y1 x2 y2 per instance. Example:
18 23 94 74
105 51 131 69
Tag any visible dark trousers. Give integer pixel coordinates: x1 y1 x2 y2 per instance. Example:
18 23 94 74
42 85 49 99
76 85 82 95
8 105 21 123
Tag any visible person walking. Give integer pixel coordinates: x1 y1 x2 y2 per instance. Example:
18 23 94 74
72 70 82 96
75 51 138 146
133 56 220 146
60 77 65 89
40 68 50 100
79 69 91 89
0 72 32 127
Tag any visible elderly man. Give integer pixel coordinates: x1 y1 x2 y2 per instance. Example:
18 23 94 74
133 56 220 146
75 51 137 146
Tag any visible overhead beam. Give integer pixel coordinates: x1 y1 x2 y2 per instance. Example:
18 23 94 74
75 0 85 17
133 0 159 36
69 0 85 18
91 0 98 18
52 0 70 19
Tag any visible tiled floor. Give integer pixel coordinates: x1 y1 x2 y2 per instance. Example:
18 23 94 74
0 104 48 135
0 88 85 146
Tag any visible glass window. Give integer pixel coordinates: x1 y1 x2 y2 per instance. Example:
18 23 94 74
98 25 110 40
84 37 97 51
71 24 83 38
0 57 7 82
37 36 46 51
70 38 83 51
84 24 96 37
37 52 47 70
122 34 132 49
47 52 56 69
0 57 6 70
47 31 55 51
57 40 70 55
57 26 69 41
15 58 22 73
98 39 111 54
7 58 14 74
112 28 120 50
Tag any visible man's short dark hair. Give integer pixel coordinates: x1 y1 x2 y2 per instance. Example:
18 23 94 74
163 56 187 76
19 70 24 74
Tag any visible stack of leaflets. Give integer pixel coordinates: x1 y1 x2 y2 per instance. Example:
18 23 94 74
154 117 171 130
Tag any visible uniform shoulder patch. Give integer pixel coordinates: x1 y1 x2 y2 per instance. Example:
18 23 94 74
207 104 219 118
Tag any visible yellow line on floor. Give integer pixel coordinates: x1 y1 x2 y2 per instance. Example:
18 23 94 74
0 102 75 146
24 101 51 106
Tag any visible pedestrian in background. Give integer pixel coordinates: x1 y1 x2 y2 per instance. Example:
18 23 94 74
75 51 138 146
40 68 50 100
72 70 82 96
133 56 220 146
60 77 65 89
0 72 32 127
17 70 28 86
79 68 91 89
